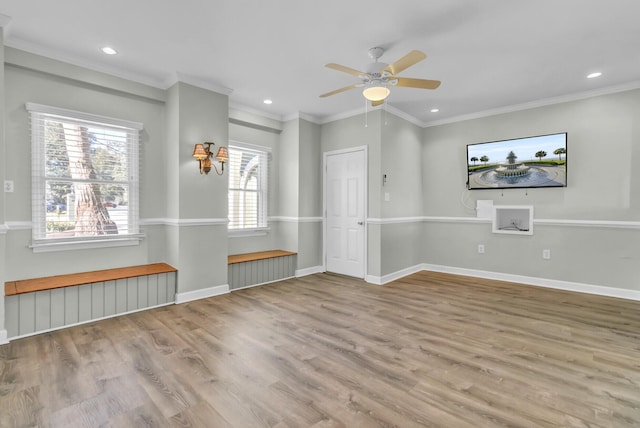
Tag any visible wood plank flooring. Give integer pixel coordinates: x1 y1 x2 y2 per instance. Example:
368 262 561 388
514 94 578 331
1 271 639 427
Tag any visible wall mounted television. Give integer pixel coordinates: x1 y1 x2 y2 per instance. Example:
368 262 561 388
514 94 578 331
466 132 567 190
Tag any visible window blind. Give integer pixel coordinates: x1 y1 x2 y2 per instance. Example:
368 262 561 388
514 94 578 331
27 103 142 246
228 143 270 230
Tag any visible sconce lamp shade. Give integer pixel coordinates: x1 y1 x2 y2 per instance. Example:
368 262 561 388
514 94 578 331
362 85 390 102
215 146 229 163
192 143 208 160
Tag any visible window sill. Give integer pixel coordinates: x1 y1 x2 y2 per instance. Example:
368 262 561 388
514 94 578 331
30 234 145 253
228 227 270 238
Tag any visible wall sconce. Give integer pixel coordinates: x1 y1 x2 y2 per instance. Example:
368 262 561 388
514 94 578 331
192 142 229 175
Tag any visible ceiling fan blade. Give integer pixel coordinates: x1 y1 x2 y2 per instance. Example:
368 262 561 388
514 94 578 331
394 77 441 90
382 50 426 75
319 83 361 98
371 99 385 107
325 63 367 77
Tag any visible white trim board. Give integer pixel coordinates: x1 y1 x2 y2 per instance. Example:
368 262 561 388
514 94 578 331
368 263 640 302
270 216 323 223
174 284 229 304
0 330 8 345
4 221 33 230
365 216 640 229
296 265 325 277
141 218 228 227
365 264 424 285
7 217 638 231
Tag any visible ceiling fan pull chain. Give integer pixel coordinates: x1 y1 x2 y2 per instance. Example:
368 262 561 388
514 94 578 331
364 98 369 127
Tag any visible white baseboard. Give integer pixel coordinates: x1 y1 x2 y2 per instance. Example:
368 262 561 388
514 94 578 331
0 329 8 345
295 265 325 277
365 264 424 285
422 263 640 301
175 284 230 304
367 263 640 301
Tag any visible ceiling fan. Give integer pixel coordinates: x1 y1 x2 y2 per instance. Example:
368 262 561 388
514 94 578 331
320 47 441 106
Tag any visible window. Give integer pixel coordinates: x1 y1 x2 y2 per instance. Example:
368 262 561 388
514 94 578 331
228 142 270 232
28 103 143 252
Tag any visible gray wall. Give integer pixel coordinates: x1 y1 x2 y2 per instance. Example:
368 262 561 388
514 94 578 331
227 111 282 255
423 91 640 219
379 113 425 275
318 91 638 293
3 48 166 280
227 113 323 271
297 119 323 270
421 90 640 291
164 82 229 294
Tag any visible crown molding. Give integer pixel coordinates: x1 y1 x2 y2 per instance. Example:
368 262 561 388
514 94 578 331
167 72 234 95
4 38 167 89
229 101 284 122
283 111 323 124
422 80 640 128
382 104 424 127
0 13 11 27
316 105 378 125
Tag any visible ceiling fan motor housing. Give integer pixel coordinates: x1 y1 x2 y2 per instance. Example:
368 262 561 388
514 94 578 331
368 47 384 60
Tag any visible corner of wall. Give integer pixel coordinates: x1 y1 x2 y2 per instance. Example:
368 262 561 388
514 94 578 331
0 329 8 345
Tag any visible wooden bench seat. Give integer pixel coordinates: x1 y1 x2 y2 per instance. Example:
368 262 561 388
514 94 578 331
4 262 176 296
228 250 297 265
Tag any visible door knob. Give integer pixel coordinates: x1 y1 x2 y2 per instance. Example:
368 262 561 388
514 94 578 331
357 221 364 225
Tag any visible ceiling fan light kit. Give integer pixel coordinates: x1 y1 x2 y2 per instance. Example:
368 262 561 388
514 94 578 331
362 85 390 101
321 47 441 106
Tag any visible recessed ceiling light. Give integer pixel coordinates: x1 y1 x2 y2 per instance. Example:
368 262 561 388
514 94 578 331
101 46 118 55
263 99 273 105
430 108 440 113
587 72 602 79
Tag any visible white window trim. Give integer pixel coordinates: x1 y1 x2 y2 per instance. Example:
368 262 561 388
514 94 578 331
27 102 143 252
228 141 271 232
228 227 270 238
30 234 145 253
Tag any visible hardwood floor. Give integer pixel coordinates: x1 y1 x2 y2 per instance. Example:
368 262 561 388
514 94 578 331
1 271 639 427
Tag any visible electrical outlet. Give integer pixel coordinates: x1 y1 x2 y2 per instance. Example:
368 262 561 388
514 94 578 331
543 249 551 259
4 180 14 193
478 244 485 254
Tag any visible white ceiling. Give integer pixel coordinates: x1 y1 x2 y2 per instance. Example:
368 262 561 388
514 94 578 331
2 1 640 125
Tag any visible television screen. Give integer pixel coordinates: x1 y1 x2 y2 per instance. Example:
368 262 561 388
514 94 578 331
467 132 567 190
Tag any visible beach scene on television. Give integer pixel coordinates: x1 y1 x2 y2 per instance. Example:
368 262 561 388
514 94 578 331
467 133 567 189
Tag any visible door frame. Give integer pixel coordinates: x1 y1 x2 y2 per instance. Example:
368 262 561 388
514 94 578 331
322 145 368 279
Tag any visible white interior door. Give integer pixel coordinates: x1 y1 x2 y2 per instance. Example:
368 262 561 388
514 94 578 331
324 148 366 278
